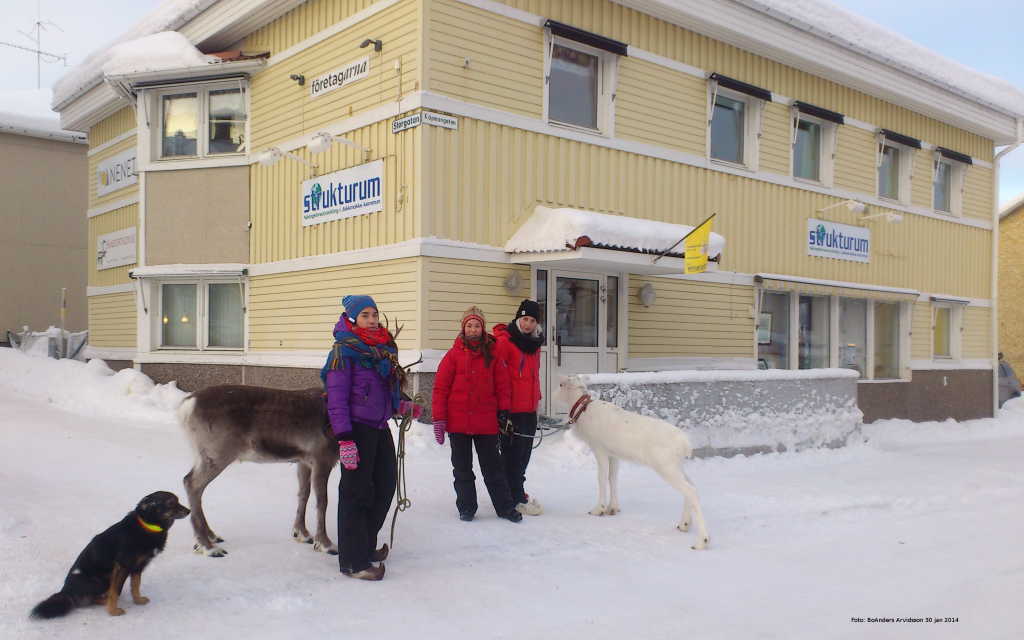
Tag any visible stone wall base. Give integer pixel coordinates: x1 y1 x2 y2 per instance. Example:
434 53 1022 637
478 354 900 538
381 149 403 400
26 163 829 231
858 369 993 423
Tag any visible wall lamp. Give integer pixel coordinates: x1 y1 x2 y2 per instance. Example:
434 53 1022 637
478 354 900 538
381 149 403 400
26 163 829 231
289 74 305 86
307 132 371 155
360 38 382 52
860 211 904 224
257 147 316 168
818 199 867 214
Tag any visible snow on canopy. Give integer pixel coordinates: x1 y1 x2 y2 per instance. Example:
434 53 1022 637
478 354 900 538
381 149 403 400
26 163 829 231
102 31 217 77
504 205 726 259
0 89 82 138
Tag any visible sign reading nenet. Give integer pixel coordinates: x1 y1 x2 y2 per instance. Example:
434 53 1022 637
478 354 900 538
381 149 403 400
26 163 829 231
807 218 870 263
310 57 369 100
96 227 137 270
302 160 383 227
96 147 137 197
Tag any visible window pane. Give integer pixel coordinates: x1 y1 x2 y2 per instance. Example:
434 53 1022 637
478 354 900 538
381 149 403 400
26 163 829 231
162 284 197 347
555 277 599 347
879 145 900 200
208 284 244 348
208 89 245 155
758 292 790 370
838 298 866 377
162 92 198 157
794 119 821 181
710 95 745 164
549 44 598 129
536 270 548 329
934 161 952 212
933 307 951 357
874 302 900 379
606 276 618 348
798 295 830 369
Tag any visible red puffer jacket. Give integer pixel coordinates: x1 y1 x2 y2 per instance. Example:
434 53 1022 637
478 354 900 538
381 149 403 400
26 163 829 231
432 334 511 435
492 323 542 414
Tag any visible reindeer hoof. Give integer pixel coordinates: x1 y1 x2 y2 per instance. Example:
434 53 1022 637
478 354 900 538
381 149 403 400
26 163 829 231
292 529 313 544
678 522 691 532
589 506 607 516
194 542 228 557
214 536 225 544
691 536 709 551
314 541 339 555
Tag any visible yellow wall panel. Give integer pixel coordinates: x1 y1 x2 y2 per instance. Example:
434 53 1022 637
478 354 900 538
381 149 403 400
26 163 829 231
245 0 384 56
87 135 138 209
88 292 136 348
833 125 876 195
962 306 990 360
425 257 527 349
615 57 705 156
961 165 994 223
758 101 791 176
910 148 933 209
87 204 139 287
88 108 135 150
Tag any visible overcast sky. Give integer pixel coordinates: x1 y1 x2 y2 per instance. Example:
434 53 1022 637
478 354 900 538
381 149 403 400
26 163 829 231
1 0 1022 204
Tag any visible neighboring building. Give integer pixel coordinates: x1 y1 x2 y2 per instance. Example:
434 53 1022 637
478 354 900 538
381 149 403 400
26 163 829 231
52 0 1024 422
999 192 1024 375
0 90 88 344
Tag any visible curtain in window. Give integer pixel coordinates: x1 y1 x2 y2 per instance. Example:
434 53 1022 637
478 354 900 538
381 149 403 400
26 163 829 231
208 283 244 348
162 284 197 347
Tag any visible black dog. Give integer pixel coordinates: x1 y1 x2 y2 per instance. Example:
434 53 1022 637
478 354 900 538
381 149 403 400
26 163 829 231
31 491 190 618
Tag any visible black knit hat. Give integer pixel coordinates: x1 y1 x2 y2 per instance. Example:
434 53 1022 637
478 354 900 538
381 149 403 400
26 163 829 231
516 299 541 321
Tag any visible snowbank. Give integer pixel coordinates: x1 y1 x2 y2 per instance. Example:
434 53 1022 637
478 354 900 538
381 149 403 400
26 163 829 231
0 347 187 424
585 367 860 385
102 31 217 77
0 89 81 139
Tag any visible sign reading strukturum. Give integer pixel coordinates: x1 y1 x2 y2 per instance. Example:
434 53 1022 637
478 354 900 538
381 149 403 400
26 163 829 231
310 57 370 100
302 160 384 227
806 218 870 263
96 227 137 270
96 147 137 197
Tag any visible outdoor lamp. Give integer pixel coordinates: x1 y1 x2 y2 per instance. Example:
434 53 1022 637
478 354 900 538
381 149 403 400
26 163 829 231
360 38 383 52
818 199 867 214
257 147 316 168
307 132 371 155
860 211 904 224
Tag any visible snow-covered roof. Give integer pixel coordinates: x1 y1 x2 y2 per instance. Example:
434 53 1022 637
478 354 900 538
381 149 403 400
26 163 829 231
0 89 85 142
1000 192 1024 220
102 31 217 78
505 206 726 259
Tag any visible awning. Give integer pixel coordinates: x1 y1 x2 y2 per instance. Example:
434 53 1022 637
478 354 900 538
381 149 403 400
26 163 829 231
544 20 628 56
755 273 918 302
130 264 248 279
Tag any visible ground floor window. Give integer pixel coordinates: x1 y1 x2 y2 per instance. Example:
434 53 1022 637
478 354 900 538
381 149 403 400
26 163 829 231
606 276 618 349
933 306 952 358
798 295 830 369
758 292 790 370
874 302 900 379
160 280 244 350
838 298 867 376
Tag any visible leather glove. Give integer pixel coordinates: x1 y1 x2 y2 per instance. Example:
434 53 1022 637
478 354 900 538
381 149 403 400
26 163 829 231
433 420 446 445
399 400 422 419
338 440 359 470
498 410 513 437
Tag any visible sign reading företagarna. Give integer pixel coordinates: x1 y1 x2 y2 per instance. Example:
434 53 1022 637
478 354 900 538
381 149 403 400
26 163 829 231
301 160 384 227
309 57 370 100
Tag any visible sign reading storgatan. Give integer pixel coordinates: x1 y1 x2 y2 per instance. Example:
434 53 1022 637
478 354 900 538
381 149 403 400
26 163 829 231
310 57 369 100
302 160 383 227
96 147 137 197
96 227 137 270
807 218 870 263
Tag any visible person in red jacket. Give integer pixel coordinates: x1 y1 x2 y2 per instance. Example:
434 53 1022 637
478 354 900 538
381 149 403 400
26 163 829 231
432 306 521 523
492 299 545 516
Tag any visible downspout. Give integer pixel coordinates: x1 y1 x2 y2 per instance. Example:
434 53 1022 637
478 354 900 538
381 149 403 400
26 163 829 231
992 117 1023 416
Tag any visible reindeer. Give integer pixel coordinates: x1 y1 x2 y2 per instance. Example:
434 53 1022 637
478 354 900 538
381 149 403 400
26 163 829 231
178 316 414 557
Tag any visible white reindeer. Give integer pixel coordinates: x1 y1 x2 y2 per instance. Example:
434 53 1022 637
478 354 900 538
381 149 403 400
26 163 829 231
552 374 710 550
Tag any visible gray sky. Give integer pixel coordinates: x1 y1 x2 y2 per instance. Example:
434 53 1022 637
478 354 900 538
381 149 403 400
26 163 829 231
1 0 1022 204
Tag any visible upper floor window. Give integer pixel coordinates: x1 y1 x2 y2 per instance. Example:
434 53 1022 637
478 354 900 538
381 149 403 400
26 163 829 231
932 147 972 216
711 94 745 164
790 102 843 186
543 21 626 137
158 82 247 160
878 144 901 200
793 119 821 182
933 159 953 212
877 130 921 204
707 74 772 170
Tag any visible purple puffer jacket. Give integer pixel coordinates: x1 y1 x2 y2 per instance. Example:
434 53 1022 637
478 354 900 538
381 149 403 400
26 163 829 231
325 316 395 440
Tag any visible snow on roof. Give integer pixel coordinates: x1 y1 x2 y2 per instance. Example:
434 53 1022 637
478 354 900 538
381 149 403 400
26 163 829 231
0 89 84 141
741 0 1024 118
51 0 212 110
504 206 726 259
102 31 217 77
1000 192 1024 220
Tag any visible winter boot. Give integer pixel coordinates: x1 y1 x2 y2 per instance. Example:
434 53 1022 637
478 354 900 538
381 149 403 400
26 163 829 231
459 511 474 522
501 509 523 523
342 563 385 581
515 498 544 516
371 544 389 562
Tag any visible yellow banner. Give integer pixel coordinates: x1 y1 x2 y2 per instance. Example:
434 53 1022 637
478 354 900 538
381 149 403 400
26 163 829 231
684 215 714 274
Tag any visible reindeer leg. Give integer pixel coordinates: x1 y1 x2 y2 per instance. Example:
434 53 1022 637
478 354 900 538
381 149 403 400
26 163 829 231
606 456 620 515
589 450 610 516
311 460 338 554
184 457 232 557
292 463 314 544
656 466 710 550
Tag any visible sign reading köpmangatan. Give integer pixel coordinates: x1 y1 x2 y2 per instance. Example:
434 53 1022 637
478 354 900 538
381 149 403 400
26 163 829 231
96 227 137 270
96 147 137 197
310 57 369 100
301 160 383 227
807 218 870 263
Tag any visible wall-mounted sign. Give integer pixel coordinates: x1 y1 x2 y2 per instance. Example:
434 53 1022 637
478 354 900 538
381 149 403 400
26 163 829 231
310 57 370 100
806 218 870 263
302 160 383 227
96 227 137 270
422 111 458 130
392 113 421 134
96 147 137 197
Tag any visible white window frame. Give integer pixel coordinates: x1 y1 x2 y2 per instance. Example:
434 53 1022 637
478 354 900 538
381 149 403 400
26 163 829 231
930 302 962 362
543 35 616 137
876 137 915 205
707 84 760 171
790 110 835 187
145 79 250 165
931 154 964 217
156 278 247 352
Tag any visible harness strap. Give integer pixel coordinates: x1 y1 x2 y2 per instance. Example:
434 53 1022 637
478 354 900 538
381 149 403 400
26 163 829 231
568 395 592 424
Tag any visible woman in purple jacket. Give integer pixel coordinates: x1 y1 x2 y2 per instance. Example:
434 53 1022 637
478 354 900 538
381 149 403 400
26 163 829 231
321 295 415 581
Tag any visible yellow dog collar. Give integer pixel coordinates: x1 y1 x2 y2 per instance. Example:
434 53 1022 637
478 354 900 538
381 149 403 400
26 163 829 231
137 516 164 533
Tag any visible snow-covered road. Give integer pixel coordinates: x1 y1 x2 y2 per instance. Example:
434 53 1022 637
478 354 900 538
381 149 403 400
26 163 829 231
1 349 1021 639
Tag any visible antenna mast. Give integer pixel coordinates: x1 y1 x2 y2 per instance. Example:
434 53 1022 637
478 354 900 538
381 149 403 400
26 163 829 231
0 0 67 88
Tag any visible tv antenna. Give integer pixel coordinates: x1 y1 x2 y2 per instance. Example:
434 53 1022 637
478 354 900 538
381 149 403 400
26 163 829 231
0 0 67 88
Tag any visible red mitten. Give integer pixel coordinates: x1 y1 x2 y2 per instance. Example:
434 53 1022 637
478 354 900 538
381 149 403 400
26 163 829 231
399 400 423 420
338 440 359 470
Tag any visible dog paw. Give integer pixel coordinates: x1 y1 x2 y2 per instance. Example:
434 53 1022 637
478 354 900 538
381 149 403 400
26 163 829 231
314 540 339 555
110 607 125 616
292 529 313 544
133 596 150 605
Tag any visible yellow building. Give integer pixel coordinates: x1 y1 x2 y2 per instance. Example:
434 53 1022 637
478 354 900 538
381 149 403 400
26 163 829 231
53 0 1024 422
999 192 1024 376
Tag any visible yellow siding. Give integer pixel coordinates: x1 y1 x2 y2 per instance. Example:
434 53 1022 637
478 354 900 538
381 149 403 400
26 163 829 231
248 0 420 152
88 135 138 209
833 125 876 195
910 148 933 209
758 101 790 176
88 204 139 287
615 57 705 156
88 292 136 348
425 257 527 349
88 108 135 150
962 306 990 360
245 0 384 56
428 0 543 119
961 165 994 223
628 278 754 358
250 118 418 263
910 300 931 360
999 209 1024 373
248 258 420 351
422 115 992 299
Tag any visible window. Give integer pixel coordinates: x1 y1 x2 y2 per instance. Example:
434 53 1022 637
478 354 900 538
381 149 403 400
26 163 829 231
933 306 951 358
536 270 548 330
874 302 900 379
838 298 867 377
878 144 901 200
793 119 821 182
160 280 244 350
798 295 830 369
933 160 952 213
758 292 790 370
157 83 247 160
606 276 618 348
710 94 746 165
555 277 599 347
548 43 600 130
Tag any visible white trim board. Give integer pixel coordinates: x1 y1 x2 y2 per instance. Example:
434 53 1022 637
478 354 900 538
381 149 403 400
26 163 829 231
88 129 137 157
910 359 993 371
88 195 140 218
88 284 135 296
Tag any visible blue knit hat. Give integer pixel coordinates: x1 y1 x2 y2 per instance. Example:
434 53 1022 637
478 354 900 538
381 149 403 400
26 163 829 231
343 294 377 318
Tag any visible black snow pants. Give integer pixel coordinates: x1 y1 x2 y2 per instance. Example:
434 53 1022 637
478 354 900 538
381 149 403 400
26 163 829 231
449 433 516 517
337 422 397 574
499 412 538 505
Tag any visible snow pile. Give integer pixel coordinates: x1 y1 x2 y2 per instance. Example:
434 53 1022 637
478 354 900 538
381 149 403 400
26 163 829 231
102 31 217 77
744 0 1024 116
586 368 860 385
0 89 80 137
0 347 187 424
505 206 726 258
13 326 90 362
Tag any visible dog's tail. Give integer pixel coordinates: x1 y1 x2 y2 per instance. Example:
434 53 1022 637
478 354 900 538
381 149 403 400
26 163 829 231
30 592 74 619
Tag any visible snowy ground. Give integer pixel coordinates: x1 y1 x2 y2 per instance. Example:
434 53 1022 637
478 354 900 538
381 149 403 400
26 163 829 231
1 347 1022 639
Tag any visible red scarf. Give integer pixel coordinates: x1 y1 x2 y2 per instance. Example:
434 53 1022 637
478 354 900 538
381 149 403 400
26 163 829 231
352 323 392 347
